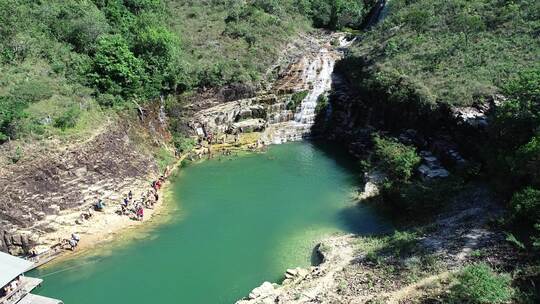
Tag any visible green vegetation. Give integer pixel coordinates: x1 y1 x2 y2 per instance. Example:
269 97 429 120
379 177 465 217
340 2 538 300
287 91 309 111
315 94 329 114
372 136 420 182
0 0 183 142
340 0 540 107
479 68 540 251
449 263 514 304
155 146 176 173
364 136 464 217
357 230 420 262
300 0 373 30
0 0 375 145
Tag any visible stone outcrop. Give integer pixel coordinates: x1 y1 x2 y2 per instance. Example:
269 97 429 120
186 32 348 146
236 235 356 304
0 121 161 255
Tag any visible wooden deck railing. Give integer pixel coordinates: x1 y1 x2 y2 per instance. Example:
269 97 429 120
0 284 27 304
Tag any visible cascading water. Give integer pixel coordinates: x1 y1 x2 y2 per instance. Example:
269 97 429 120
189 34 353 146
294 49 334 126
262 37 351 145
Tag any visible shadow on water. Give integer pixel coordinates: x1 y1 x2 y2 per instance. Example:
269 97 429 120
309 139 364 184
310 139 394 236
336 202 393 235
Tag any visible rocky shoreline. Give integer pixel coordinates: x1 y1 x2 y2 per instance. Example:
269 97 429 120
236 185 513 304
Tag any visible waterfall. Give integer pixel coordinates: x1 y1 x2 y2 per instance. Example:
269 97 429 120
262 39 344 145
294 49 334 126
190 34 352 146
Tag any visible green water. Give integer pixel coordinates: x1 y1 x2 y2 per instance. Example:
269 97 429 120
32 142 389 303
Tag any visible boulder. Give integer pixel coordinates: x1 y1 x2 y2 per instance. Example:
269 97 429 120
248 282 275 300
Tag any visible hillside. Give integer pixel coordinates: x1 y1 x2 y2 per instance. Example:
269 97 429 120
1 0 539 303
0 0 375 144
341 0 540 107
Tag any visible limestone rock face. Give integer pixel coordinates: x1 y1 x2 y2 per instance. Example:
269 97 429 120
187 33 348 145
0 122 160 254
248 282 276 300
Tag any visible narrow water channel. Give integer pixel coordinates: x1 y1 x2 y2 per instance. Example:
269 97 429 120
31 142 389 303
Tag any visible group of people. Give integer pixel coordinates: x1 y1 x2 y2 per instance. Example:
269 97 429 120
65 233 81 251
117 175 166 221
1 276 21 297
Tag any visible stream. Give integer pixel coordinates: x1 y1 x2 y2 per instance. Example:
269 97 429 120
31 141 390 303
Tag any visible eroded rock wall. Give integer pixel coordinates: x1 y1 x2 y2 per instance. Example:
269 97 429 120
0 121 161 255
186 32 346 145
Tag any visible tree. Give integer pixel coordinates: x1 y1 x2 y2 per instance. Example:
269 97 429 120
49 2 110 53
91 34 146 98
454 13 485 47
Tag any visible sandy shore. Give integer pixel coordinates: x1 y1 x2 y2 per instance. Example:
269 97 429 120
32 155 185 265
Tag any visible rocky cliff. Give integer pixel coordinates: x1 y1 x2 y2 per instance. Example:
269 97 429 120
0 111 168 255
185 32 349 146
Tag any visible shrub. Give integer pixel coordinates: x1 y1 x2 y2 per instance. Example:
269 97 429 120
287 90 308 111
380 177 464 216
309 0 367 30
385 230 419 258
510 187 540 226
54 106 81 130
315 94 329 114
373 136 421 182
450 263 514 304
9 146 23 163
0 97 27 142
173 134 195 153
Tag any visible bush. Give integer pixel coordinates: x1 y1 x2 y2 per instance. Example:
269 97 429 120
0 97 27 142
173 134 195 153
373 136 421 182
510 187 540 226
450 263 514 304
315 94 329 114
287 90 308 110
384 230 419 258
309 0 367 30
54 106 81 130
